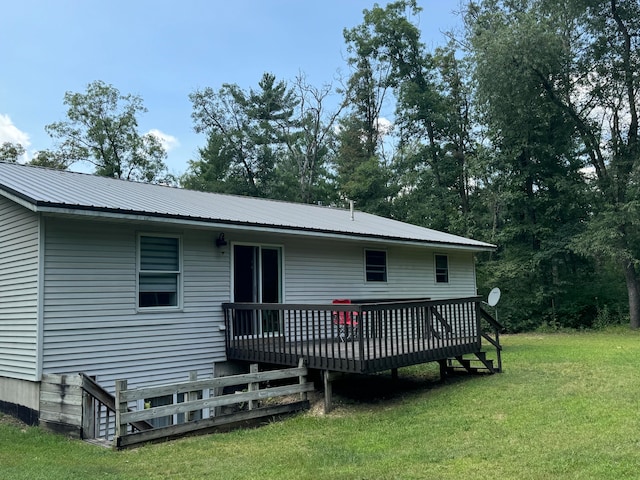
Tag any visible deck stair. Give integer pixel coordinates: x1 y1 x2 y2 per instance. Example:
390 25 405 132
79 373 152 445
443 351 498 375
442 305 504 377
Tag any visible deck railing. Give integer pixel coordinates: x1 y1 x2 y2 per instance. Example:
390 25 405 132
222 297 486 374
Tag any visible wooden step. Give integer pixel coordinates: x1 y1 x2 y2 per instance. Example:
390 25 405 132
83 437 112 448
446 353 496 374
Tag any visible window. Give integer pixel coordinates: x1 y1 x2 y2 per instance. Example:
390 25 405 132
365 249 387 282
435 254 449 283
138 235 180 308
143 395 174 428
143 391 204 427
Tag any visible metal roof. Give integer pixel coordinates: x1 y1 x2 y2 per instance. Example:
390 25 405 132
0 162 495 251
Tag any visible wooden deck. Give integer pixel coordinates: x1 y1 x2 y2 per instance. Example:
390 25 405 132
223 297 500 375
227 336 480 374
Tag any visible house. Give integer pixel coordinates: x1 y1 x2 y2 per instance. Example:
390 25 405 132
0 161 497 429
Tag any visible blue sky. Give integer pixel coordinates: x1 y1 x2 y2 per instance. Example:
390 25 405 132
1 0 463 176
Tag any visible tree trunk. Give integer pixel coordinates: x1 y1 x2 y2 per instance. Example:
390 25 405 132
622 260 640 329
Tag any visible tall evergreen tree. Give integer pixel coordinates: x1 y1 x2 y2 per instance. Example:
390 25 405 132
189 73 297 198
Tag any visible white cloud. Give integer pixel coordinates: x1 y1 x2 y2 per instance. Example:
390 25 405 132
147 129 179 152
0 114 31 148
0 114 31 163
376 117 393 138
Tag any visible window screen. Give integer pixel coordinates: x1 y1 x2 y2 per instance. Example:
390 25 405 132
365 250 387 282
139 236 180 307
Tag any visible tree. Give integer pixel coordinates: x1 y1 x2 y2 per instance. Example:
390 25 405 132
28 150 70 170
277 74 343 204
0 142 25 163
45 80 169 183
466 0 640 329
188 73 297 198
335 114 395 215
187 72 342 204
336 1 423 215
393 42 480 237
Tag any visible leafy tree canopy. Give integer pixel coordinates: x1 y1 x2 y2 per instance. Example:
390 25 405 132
45 80 169 183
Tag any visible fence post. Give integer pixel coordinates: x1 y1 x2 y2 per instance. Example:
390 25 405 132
188 371 198 421
114 379 128 445
248 364 259 410
81 375 96 439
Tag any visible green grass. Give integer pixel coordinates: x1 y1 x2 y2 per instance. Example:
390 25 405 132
2 328 640 479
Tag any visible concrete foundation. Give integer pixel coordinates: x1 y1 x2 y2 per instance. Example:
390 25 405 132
0 376 40 425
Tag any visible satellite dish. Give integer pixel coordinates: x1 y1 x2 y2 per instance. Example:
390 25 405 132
488 287 501 307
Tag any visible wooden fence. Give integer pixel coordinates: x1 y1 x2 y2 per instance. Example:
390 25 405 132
114 360 313 449
39 374 84 438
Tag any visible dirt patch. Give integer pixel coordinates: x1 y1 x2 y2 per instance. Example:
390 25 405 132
0 413 29 430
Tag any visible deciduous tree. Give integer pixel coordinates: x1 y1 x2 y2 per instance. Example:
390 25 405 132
466 0 640 329
0 142 25 163
45 80 169 183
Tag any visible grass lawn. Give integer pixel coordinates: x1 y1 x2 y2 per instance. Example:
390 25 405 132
2 328 640 479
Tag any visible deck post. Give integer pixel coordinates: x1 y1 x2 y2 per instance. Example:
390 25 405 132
438 360 447 381
298 358 307 401
391 368 398 381
323 370 332 414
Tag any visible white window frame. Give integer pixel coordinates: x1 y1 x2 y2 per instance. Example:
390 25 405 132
137 233 183 310
435 254 449 284
364 249 388 283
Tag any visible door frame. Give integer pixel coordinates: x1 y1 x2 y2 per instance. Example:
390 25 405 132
230 242 284 337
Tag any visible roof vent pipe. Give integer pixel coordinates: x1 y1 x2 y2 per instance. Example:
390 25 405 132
350 200 355 221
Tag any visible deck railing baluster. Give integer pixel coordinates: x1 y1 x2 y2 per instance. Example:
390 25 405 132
411 306 417 354
286 309 291 358
399 307 405 356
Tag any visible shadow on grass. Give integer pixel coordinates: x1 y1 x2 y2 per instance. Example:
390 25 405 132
324 365 479 407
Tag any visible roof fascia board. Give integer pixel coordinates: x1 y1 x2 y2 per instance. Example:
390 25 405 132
0 189 38 212
37 204 496 252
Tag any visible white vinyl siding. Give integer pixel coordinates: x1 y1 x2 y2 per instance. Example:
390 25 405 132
41 218 229 391
287 240 476 302
35 219 476 392
231 232 478 304
0 197 40 380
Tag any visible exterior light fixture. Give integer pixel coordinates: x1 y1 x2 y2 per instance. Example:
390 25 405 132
216 233 228 248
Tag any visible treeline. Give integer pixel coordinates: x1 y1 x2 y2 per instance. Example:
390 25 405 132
3 0 639 332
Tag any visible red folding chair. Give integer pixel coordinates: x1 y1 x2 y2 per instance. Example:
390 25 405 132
332 299 359 342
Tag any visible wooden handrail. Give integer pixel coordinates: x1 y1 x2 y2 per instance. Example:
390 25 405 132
80 373 153 433
478 306 504 373
479 306 504 332
222 296 483 312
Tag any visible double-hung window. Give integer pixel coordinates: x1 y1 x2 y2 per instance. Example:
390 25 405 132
435 254 449 283
365 249 387 282
138 235 181 308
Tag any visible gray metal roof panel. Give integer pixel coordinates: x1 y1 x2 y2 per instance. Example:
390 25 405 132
0 162 495 250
